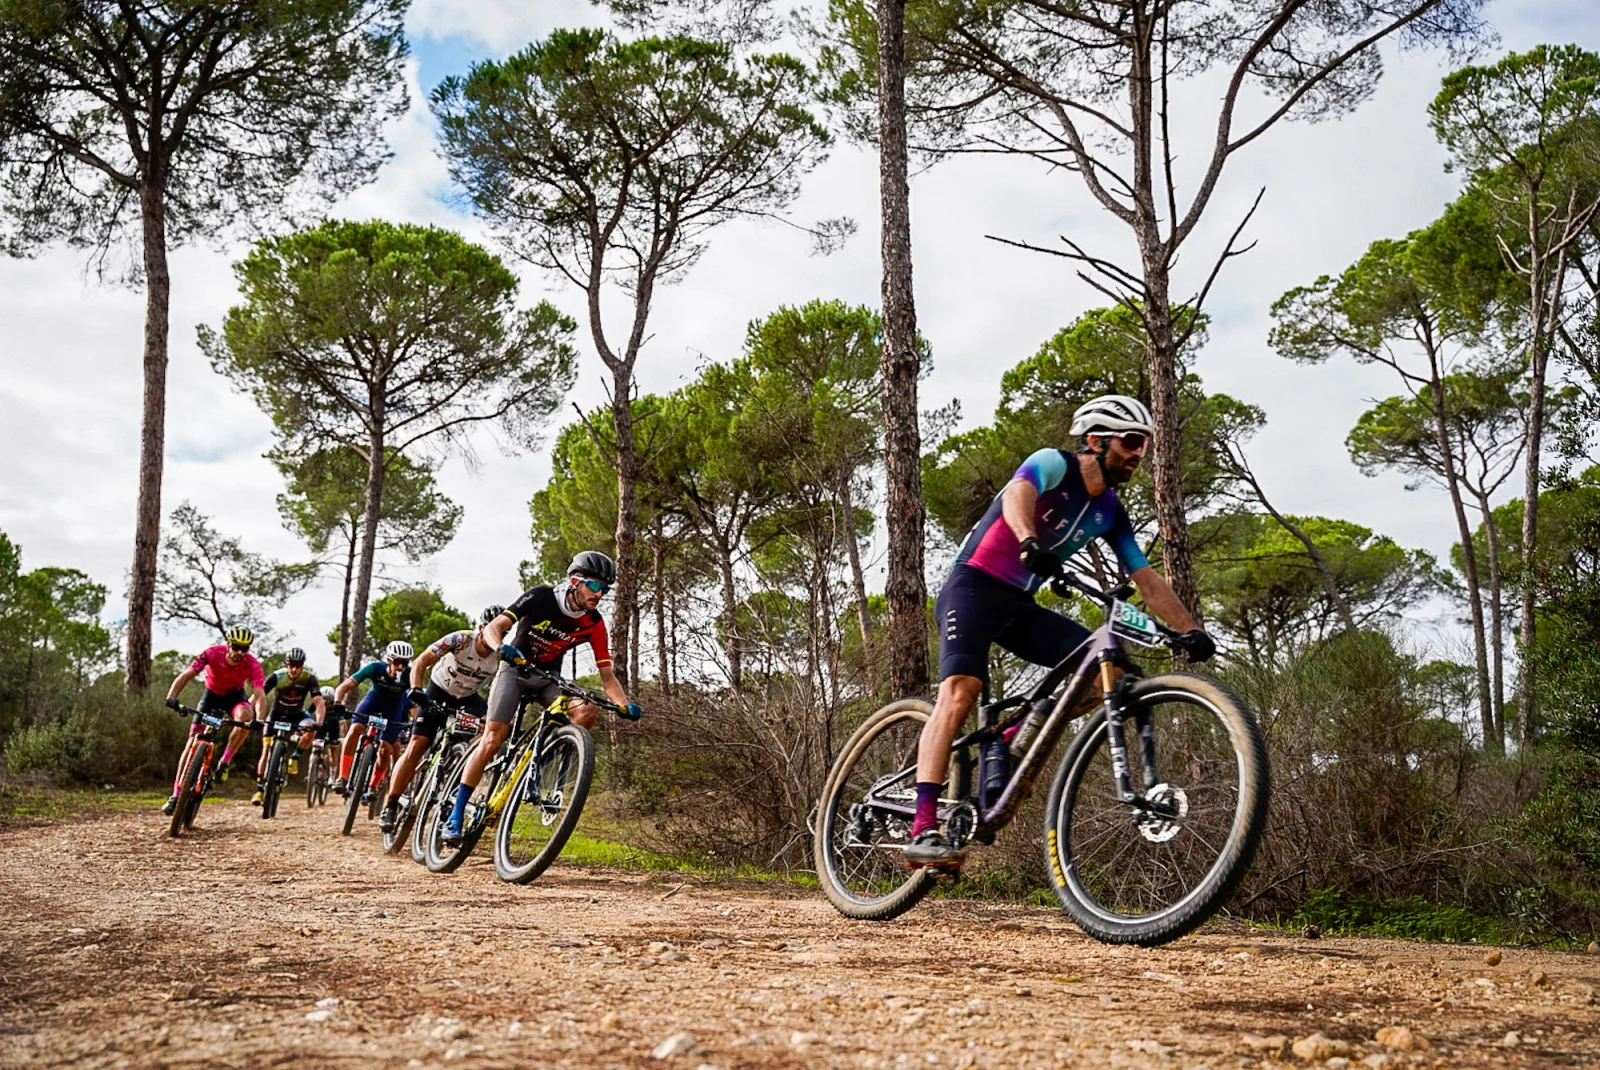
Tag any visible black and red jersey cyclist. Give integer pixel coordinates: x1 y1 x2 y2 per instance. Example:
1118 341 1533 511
902 395 1217 869
161 625 266 814
440 551 643 845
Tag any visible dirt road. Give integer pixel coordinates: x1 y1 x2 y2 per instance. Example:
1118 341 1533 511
1 798 1595 1069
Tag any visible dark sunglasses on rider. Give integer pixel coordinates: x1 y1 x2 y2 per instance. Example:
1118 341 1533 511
1108 431 1149 451
228 643 251 654
576 577 610 595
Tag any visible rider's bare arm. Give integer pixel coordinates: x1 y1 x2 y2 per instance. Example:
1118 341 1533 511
1000 478 1040 542
312 695 327 724
596 664 628 709
166 667 199 703
1129 565 1199 634
480 612 514 649
334 677 358 705
410 647 440 687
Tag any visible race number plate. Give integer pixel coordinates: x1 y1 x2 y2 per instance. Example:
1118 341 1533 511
1109 599 1164 647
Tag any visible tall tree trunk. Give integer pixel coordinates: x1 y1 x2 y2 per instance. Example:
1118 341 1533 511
1424 366 1495 755
716 533 742 691
1475 489 1506 749
876 0 928 697
1515 227 1566 749
1141 277 1201 620
839 466 872 648
337 518 358 677
124 182 171 692
611 366 638 688
653 525 670 697
348 420 386 670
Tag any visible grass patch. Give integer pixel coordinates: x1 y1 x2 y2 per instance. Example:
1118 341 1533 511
0 780 170 828
560 830 819 887
1288 887 1519 945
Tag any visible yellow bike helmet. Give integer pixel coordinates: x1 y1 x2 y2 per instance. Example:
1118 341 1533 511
224 625 255 649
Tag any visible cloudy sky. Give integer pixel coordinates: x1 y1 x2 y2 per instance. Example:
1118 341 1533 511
2 0 1595 675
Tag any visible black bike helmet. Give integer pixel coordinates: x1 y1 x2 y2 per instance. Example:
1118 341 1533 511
567 551 616 586
285 647 306 665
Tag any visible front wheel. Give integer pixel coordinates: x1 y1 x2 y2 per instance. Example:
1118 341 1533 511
813 698 952 922
341 743 374 837
494 724 594 884
262 741 285 819
425 740 491 874
1044 673 1270 946
169 746 207 839
305 748 323 808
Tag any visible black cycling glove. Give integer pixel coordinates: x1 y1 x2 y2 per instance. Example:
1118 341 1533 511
1017 536 1061 579
1174 629 1216 664
165 696 181 711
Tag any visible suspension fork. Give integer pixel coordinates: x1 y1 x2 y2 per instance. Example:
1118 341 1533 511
1102 658 1162 804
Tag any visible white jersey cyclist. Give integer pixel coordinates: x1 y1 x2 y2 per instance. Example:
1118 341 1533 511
426 629 499 698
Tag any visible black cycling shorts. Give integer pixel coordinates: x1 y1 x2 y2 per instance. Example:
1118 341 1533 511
196 688 250 720
412 683 488 740
934 564 1092 683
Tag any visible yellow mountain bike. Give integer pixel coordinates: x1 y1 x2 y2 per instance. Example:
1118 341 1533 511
422 663 620 882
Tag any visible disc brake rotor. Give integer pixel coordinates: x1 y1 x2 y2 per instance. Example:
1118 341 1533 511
1137 782 1188 843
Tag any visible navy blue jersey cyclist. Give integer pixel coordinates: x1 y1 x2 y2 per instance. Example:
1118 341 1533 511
331 640 423 802
903 395 1216 869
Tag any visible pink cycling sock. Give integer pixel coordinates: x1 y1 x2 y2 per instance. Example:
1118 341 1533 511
910 781 943 838
220 746 238 766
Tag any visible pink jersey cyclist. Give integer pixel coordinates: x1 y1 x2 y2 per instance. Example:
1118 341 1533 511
189 644 265 697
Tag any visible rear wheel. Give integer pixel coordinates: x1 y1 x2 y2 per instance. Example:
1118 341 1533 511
1043 673 1270 946
169 746 207 839
814 698 949 922
494 724 594 884
341 743 374 837
425 740 493 874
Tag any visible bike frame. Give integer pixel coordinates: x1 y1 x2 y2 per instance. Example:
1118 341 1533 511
861 581 1180 845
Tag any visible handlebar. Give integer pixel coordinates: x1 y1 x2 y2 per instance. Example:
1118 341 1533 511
169 704 256 731
509 657 626 715
1049 573 1184 641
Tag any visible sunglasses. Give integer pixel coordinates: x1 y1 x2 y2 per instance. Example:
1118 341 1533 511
1106 431 1149 451
576 577 610 595
228 644 251 654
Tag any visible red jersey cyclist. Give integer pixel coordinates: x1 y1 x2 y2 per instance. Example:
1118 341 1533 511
161 625 266 814
440 552 642 845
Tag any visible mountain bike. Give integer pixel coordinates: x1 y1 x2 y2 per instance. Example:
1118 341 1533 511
258 713 309 819
167 705 253 838
382 700 483 857
424 662 617 882
814 574 1270 946
305 733 332 808
341 714 394 837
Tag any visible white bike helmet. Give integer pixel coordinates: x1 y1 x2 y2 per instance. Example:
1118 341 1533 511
320 686 336 701
384 640 414 661
1069 394 1155 437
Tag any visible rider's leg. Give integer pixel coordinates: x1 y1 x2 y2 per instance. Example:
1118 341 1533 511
385 733 431 803
338 721 363 779
568 702 598 730
912 674 984 835
219 701 254 767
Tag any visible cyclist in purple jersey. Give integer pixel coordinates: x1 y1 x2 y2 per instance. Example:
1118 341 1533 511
904 395 1217 869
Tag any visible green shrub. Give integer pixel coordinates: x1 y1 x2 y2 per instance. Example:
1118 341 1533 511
4 684 185 785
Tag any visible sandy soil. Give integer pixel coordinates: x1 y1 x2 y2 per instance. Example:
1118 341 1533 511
1 796 1596 1069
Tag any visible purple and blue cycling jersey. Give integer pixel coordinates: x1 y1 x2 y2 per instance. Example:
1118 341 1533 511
953 448 1149 592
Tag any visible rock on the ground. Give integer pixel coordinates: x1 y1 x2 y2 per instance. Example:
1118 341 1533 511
1483 950 1502 967
1374 1026 1427 1052
1293 1033 1351 1061
652 1032 704 1060
1242 1033 1290 1057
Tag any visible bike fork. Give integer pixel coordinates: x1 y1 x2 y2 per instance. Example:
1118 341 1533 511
1102 658 1162 805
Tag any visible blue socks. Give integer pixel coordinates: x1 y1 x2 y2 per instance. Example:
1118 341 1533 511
911 781 942 837
449 783 473 827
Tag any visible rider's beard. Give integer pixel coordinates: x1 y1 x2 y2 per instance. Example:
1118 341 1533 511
1099 452 1138 487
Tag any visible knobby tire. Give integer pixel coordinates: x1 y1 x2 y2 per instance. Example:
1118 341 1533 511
493 723 594 885
169 746 207 839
